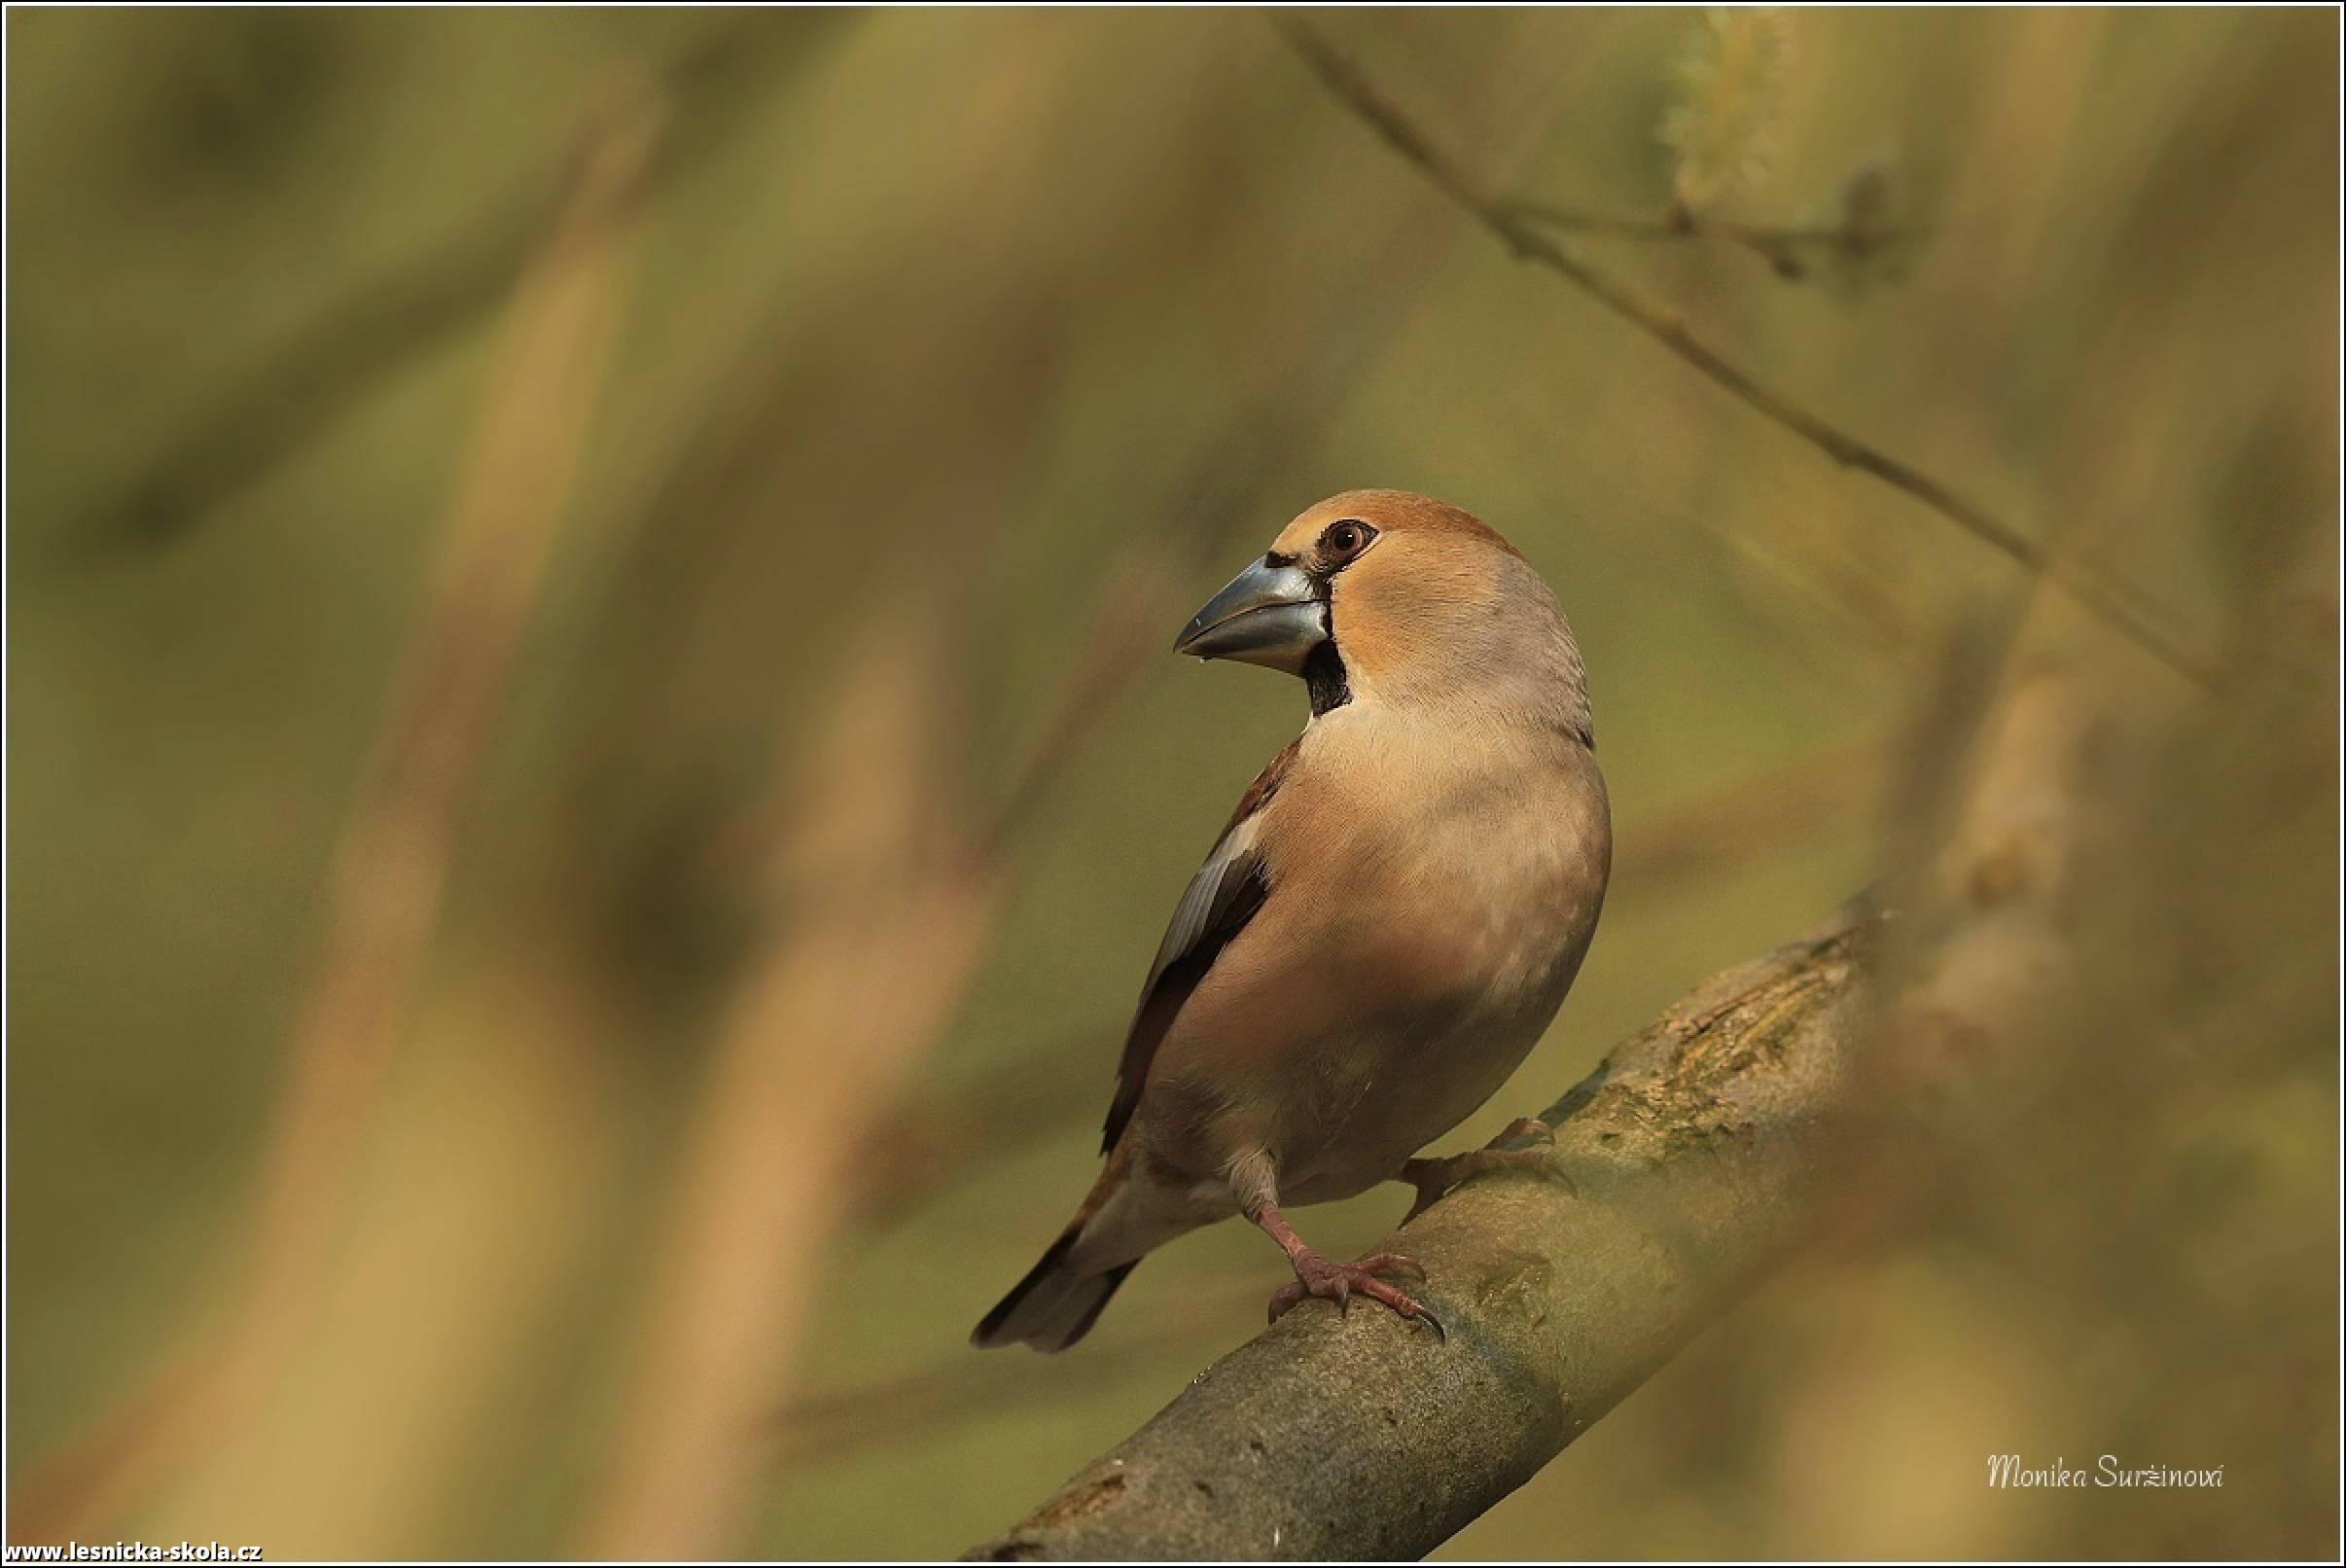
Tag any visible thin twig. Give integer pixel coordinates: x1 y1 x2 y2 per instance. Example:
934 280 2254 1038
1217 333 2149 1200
1271 18 2213 689
1502 198 1917 280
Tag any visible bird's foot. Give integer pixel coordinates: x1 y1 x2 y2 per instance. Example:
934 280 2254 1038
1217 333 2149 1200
1266 1249 1441 1338
1398 1117 1575 1224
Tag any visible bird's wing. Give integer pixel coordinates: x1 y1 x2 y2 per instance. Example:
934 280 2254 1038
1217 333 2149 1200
1101 738 1298 1152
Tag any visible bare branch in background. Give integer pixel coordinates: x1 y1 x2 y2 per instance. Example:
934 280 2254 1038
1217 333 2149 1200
972 659 2130 1559
1271 18 2215 689
586 607 1003 1559
7 95 662 1544
93 12 851 552
1502 198 1918 282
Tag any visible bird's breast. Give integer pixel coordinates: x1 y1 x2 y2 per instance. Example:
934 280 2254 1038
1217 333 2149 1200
1280 726 1606 990
1130 712 1609 1203
1238 724 1608 1194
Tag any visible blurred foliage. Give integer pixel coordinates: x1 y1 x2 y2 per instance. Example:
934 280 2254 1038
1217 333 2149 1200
1659 7 1792 216
5 7 2336 1560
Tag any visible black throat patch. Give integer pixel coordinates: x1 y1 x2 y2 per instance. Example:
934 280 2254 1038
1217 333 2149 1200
1303 640 1351 717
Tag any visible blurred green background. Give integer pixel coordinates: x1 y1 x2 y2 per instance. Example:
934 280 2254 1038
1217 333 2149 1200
6 7 2336 1560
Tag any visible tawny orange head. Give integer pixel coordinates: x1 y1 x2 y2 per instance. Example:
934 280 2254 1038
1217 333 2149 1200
1177 489 1590 736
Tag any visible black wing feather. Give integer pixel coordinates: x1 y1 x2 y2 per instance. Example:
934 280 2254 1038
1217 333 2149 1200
1099 741 1297 1152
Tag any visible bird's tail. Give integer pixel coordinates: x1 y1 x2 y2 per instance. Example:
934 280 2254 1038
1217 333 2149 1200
970 1224 1138 1352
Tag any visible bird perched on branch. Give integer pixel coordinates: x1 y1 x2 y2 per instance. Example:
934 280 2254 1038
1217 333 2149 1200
974 490 1610 1351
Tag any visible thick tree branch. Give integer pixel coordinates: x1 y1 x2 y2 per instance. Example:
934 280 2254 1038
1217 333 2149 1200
973 660 2115 1560
1271 18 2213 689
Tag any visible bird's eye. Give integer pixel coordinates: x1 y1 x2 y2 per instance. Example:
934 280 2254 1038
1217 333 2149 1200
1319 519 1374 563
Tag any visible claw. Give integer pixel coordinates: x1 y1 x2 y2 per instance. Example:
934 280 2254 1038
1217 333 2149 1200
1492 1116 1555 1149
1265 1252 1442 1337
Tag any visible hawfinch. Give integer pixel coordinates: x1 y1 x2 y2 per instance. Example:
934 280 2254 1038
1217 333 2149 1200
975 490 1610 1350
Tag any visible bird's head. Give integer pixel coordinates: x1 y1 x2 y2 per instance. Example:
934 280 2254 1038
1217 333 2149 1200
1176 489 1591 738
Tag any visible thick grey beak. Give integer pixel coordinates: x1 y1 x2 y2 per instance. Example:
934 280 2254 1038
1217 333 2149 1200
1174 557 1326 672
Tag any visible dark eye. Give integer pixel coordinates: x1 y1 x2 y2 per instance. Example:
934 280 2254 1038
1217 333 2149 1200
1319 519 1374 562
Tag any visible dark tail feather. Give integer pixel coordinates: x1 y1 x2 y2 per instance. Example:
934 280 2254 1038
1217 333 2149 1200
971 1228 1138 1352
